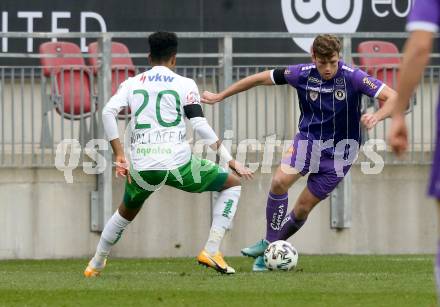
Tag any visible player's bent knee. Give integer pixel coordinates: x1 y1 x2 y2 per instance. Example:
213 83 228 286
118 203 142 221
219 173 241 191
270 176 289 194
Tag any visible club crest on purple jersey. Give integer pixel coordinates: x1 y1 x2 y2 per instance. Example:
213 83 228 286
309 91 319 101
335 89 346 101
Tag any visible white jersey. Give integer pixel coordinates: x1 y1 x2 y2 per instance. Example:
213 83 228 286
103 66 201 170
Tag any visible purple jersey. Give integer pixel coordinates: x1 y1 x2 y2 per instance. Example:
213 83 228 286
282 61 384 154
407 0 440 198
407 0 439 33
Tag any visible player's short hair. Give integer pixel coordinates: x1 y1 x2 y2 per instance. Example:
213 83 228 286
148 31 178 62
312 34 341 59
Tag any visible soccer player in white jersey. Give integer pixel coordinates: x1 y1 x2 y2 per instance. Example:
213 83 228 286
84 32 253 276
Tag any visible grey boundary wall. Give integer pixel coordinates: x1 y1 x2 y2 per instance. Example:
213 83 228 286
0 164 436 259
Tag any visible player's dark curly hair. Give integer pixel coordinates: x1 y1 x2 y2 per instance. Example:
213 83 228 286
312 34 341 59
148 31 178 62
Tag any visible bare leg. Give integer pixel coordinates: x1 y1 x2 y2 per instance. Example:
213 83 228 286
292 186 321 220
270 165 302 195
118 202 142 221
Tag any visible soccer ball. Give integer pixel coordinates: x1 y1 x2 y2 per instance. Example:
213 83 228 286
263 240 298 271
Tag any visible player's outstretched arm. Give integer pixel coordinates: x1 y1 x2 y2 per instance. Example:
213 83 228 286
102 80 130 181
109 139 131 183
389 30 434 156
212 139 254 180
201 70 273 104
187 114 254 180
103 104 131 182
361 85 397 130
183 95 254 180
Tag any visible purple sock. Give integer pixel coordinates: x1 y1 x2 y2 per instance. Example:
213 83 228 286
265 192 288 242
277 210 306 241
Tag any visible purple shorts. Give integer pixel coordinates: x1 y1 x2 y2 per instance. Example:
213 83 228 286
429 106 440 199
281 133 353 200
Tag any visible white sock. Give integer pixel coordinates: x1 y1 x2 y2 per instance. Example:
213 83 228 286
91 210 131 267
205 226 226 256
204 186 241 255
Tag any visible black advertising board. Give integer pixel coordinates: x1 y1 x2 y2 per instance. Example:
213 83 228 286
0 0 415 65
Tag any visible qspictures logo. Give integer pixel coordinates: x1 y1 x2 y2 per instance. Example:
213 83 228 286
282 0 414 53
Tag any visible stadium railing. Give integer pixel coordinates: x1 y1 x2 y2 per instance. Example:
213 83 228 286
0 31 437 168
0 31 437 229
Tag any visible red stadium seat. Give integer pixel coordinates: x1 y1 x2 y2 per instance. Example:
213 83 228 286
39 41 95 118
357 40 409 114
357 40 412 141
357 40 400 88
87 41 136 93
87 41 135 119
39 41 97 147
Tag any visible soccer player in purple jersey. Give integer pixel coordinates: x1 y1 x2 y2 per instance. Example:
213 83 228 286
202 34 397 271
388 0 440 297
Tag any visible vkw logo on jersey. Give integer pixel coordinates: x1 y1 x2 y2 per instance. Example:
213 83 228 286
363 77 378 90
309 90 319 101
335 89 346 101
282 0 363 52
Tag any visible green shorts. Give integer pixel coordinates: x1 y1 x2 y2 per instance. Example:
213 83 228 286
123 155 229 209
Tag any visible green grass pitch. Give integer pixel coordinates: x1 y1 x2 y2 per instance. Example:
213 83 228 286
0 255 436 306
